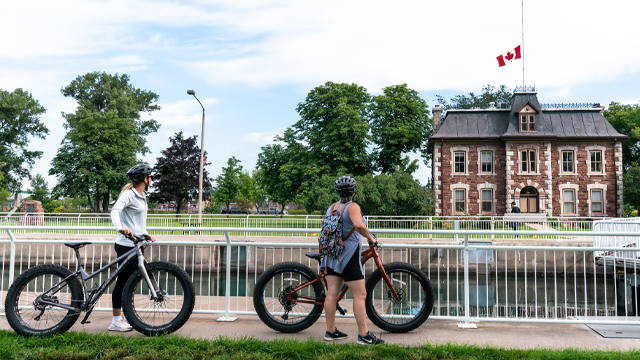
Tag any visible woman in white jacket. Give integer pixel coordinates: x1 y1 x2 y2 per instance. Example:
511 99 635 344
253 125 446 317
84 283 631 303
108 164 156 331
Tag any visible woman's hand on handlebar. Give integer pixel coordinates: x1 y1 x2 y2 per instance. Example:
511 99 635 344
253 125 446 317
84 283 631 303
367 233 378 248
146 234 156 242
119 228 132 237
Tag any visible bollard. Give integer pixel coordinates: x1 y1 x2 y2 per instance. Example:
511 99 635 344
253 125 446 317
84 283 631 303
217 231 238 322
457 234 477 329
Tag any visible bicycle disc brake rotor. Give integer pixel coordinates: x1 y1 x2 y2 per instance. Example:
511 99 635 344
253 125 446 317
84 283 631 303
152 290 170 308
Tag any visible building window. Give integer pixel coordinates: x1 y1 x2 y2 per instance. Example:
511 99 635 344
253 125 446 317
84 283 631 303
481 189 492 213
562 151 575 173
563 189 575 214
481 151 492 173
521 150 536 174
591 189 603 214
454 152 465 174
590 151 602 173
519 105 537 132
454 189 465 213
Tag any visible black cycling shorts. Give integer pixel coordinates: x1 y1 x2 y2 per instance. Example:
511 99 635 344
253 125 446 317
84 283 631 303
326 245 364 282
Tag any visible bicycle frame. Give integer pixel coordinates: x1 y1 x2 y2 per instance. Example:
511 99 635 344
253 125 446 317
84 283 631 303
289 244 401 306
32 240 160 315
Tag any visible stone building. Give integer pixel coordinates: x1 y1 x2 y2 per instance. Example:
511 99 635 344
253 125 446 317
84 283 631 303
429 88 628 217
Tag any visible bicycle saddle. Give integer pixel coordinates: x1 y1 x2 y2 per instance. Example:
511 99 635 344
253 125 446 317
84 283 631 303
64 242 93 250
305 252 322 261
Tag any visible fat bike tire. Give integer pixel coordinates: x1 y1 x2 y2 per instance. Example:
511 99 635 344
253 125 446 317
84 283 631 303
253 262 324 333
365 262 434 333
121 261 195 336
4 264 83 336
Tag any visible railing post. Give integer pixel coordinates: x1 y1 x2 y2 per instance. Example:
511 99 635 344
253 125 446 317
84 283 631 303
77 214 81 235
457 234 477 329
8 229 16 285
491 216 495 241
245 215 249 237
305 215 309 239
429 217 433 241
188 214 192 237
217 231 238 322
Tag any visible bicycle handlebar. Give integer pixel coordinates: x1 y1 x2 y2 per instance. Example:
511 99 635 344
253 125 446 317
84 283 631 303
118 230 152 244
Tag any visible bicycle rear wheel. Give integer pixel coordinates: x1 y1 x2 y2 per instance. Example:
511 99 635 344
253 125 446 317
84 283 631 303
365 262 434 333
4 264 83 336
253 262 324 333
121 261 195 336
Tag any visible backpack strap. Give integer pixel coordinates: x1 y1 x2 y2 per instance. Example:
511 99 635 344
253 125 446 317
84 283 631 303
339 202 357 241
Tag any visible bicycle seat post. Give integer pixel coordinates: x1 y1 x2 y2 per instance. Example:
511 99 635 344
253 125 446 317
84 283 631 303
73 248 83 268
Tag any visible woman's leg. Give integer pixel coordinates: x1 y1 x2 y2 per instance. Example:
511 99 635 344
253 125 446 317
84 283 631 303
345 279 368 336
324 275 344 333
112 244 138 315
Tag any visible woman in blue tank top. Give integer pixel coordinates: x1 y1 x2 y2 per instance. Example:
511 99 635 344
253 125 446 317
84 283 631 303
322 176 384 345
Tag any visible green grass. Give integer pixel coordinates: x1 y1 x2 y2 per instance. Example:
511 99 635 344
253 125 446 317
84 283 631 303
1 330 638 360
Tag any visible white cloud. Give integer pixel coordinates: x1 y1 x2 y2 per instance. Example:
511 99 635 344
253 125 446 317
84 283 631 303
241 131 281 144
153 98 220 126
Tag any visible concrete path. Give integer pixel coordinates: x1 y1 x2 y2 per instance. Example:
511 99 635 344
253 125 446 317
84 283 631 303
2 312 639 351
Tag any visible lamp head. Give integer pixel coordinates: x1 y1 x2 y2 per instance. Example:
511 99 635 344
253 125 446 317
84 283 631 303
187 90 195 95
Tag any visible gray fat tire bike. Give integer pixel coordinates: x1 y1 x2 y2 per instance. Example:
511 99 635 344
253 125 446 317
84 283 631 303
4 234 195 337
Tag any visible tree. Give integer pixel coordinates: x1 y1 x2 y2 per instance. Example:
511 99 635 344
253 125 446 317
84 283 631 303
0 169 11 205
604 102 640 172
257 129 321 216
293 81 373 176
28 174 49 203
623 166 640 215
369 84 431 174
149 131 211 215
26 173 63 213
303 172 431 216
49 72 160 212
236 170 267 213
435 85 512 111
0 88 48 191
212 157 244 214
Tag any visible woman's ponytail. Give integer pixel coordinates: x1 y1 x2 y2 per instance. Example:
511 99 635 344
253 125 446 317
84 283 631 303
119 183 134 197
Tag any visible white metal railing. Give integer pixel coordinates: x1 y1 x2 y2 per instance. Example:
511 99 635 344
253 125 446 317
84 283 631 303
593 219 640 261
2 225 640 327
0 213 622 241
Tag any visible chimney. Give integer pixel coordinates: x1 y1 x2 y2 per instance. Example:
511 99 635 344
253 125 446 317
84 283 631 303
433 105 443 133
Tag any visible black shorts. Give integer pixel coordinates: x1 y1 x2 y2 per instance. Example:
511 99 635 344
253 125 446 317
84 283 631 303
326 245 364 282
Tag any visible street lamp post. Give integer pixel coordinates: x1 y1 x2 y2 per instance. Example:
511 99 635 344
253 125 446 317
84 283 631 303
187 90 205 224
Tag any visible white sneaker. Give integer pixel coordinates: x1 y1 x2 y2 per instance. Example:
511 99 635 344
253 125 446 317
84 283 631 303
108 318 133 332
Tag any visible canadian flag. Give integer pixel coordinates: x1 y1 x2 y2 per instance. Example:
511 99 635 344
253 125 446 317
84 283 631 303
496 45 521 67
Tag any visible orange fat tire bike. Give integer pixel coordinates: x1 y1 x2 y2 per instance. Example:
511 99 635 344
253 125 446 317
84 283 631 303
252 241 434 333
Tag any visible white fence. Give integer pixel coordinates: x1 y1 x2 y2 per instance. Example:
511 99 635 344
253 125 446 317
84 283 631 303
0 213 616 240
2 225 640 327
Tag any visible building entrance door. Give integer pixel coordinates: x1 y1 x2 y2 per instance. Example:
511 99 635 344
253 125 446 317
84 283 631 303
520 187 539 213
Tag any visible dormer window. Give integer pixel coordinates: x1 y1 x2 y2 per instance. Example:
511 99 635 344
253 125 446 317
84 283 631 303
519 106 537 132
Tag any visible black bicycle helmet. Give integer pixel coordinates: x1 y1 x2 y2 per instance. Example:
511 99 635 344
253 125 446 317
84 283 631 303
127 164 152 185
335 176 356 196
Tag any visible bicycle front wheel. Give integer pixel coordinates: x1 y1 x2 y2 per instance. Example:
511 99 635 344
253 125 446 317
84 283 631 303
253 262 324 333
4 264 83 336
365 262 434 333
122 261 195 336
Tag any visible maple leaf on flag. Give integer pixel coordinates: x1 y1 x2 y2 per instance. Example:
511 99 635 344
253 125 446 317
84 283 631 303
496 45 521 67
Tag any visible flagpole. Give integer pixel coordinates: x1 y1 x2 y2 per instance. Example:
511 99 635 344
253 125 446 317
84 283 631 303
522 0 525 88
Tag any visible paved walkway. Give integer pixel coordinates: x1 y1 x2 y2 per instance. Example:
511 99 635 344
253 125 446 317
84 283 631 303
2 312 639 351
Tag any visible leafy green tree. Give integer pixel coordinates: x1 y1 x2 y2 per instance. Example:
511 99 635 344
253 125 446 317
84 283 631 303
623 166 640 214
149 131 211 215
0 88 48 191
0 169 12 205
303 172 431 216
604 102 640 171
257 129 321 216
212 157 244 213
369 84 431 174
293 81 373 176
26 173 63 213
236 170 267 213
28 174 49 202
435 85 512 111
50 72 160 212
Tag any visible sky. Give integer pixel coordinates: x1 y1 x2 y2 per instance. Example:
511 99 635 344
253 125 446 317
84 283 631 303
2 0 640 192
